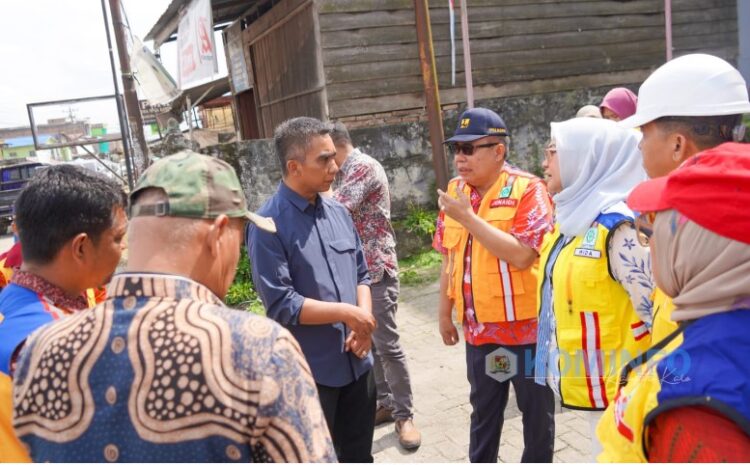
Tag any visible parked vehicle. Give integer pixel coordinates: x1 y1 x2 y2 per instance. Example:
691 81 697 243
0 161 47 232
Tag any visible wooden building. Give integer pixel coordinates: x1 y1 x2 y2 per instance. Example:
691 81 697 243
148 0 739 139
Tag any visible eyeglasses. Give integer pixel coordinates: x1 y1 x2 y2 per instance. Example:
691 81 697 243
634 212 657 247
447 142 499 156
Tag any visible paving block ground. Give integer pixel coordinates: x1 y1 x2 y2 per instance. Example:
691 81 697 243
372 280 590 463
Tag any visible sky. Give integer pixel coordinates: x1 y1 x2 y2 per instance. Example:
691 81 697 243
0 0 227 129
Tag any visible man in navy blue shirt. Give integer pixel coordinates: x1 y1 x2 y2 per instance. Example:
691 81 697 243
248 117 377 463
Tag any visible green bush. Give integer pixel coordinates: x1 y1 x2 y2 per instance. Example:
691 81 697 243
226 247 265 315
401 204 437 238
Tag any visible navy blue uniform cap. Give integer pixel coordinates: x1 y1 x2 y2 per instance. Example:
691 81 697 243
445 108 509 143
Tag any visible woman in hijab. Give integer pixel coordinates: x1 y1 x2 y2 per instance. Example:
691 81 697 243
534 117 652 458
600 87 638 121
597 143 750 462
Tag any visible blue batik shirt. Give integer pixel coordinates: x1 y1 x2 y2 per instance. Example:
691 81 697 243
12 273 336 463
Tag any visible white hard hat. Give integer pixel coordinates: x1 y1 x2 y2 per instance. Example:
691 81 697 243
620 54 750 128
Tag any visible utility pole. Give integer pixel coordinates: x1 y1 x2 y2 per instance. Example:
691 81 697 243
100 0 134 189
414 0 450 191
664 0 673 61
108 0 150 177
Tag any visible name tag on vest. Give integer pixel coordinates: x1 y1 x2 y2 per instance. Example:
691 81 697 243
490 198 518 208
574 248 602 259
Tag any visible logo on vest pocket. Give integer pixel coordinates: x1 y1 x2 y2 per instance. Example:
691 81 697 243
574 248 601 259
490 198 518 208
499 186 513 198
582 227 598 249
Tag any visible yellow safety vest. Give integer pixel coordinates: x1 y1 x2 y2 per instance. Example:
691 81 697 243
0 372 30 462
85 288 97 308
598 309 750 462
442 172 539 323
650 288 677 345
537 219 651 410
596 328 683 463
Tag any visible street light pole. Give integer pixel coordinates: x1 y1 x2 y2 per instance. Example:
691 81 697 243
108 0 150 178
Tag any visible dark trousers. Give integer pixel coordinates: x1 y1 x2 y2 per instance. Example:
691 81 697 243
317 370 376 463
466 343 555 463
371 274 414 419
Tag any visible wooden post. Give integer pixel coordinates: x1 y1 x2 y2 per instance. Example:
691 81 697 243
414 0 450 191
109 0 150 177
459 0 474 108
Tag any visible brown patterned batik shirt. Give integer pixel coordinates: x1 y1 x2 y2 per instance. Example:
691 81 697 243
13 273 337 463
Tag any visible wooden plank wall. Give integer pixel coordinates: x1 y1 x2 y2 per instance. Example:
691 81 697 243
243 0 327 138
317 0 738 119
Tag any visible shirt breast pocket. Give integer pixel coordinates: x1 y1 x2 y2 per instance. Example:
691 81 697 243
328 239 359 292
442 226 462 250
486 206 517 222
329 239 356 255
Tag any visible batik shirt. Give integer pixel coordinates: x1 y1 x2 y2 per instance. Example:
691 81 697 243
13 273 336 463
433 165 554 345
334 148 398 284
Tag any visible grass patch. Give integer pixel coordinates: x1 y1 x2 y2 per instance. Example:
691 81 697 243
395 205 441 286
398 249 442 286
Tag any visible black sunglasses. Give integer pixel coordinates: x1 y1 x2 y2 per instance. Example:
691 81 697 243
447 142 499 156
634 212 656 247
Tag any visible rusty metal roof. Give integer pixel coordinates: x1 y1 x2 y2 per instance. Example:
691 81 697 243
144 0 266 48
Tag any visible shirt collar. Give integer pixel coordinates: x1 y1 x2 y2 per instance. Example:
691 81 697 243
279 181 319 213
107 273 224 306
11 270 90 311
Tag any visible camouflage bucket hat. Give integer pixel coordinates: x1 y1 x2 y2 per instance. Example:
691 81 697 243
129 150 276 232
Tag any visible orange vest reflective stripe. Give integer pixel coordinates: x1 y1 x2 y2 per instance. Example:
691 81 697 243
442 172 539 323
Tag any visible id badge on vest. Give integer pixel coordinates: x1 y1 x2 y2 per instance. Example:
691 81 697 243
574 227 601 259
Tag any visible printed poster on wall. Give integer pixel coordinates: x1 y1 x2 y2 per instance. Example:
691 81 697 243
177 0 218 89
225 22 251 94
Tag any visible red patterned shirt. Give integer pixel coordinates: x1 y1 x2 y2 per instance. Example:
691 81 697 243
334 149 398 284
11 269 90 316
433 165 554 346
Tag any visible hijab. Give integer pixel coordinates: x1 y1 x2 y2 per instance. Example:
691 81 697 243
576 105 602 119
652 210 750 321
551 118 646 237
600 87 638 119
552 118 646 236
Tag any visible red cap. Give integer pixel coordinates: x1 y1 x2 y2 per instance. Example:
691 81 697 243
627 142 750 244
